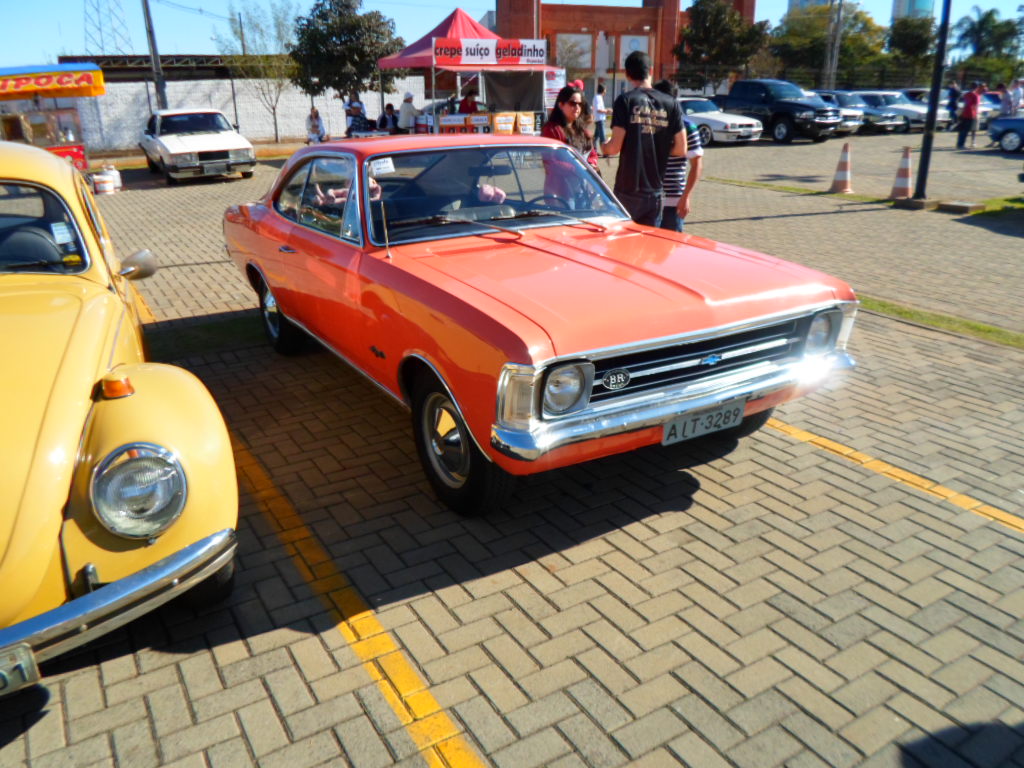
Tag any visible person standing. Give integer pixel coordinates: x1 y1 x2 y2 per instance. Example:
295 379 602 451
397 92 422 134
377 103 399 133
652 80 703 232
541 85 599 168
996 83 1013 116
600 51 686 226
458 89 480 114
945 81 960 131
1011 79 1023 115
592 83 609 146
957 82 982 149
305 107 326 144
344 93 367 137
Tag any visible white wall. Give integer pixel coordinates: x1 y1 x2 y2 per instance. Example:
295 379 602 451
31 75 427 152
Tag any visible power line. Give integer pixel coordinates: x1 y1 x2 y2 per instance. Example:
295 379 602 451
152 0 233 22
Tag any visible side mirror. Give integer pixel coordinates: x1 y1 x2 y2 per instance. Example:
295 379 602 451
234 123 240 131
118 249 157 280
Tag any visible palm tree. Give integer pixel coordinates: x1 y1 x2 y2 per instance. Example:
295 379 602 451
953 6 1006 57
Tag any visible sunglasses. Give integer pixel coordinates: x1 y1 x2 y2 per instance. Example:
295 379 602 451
566 100 583 107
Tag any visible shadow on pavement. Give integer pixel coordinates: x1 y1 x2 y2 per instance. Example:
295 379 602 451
0 686 49 749
901 722 1024 767
952 200 1024 238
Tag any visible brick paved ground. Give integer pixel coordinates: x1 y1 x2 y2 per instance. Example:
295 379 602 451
1 145 1022 767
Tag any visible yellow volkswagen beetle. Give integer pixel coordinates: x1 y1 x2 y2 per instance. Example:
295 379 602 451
0 142 238 697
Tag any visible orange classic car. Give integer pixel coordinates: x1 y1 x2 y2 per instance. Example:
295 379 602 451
224 135 857 515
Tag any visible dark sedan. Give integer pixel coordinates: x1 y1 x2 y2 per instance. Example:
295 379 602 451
988 116 1024 153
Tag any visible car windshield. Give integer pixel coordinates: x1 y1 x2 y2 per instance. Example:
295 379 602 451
679 100 717 114
882 93 913 105
365 145 626 245
0 182 88 274
766 82 808 100
835 93 868 108
160 112 233 134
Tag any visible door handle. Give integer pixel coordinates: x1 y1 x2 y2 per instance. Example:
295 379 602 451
279 245 297 253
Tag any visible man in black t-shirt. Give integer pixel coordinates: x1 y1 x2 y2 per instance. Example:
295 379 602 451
601 51 686 226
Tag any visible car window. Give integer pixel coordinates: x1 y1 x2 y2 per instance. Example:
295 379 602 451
159 112 232 135
680 100 716 114
275 162 311 222
299 156 359 240
146 115 156 134
0 182 88 274
766 82 806 100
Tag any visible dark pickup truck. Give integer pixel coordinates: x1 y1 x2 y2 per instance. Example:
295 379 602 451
713 79 842 143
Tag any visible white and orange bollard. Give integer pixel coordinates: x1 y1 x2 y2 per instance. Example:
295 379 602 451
829 142 853 194
889 147 913 199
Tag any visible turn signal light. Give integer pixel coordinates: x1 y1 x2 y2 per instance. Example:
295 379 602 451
101 373 135 399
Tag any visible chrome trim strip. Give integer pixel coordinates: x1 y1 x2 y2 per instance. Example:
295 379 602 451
616 337 794 381
491 352 855 461
0 529 236 663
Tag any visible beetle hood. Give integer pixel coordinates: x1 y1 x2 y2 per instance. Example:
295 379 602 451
0 277 118 625
407 224 854 357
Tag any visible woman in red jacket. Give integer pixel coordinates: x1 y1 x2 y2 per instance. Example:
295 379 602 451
541 85 599 169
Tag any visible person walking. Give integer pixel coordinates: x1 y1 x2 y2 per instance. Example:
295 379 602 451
305 107 326 144
377 103 399 133
956 82 983 149
397 92 422 134
592 83 609 146
652 80 703 232
945 81 960 131
600 51 686 226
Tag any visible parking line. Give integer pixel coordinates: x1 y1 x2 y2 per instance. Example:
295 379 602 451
233 443 487 767
768 418 1024 534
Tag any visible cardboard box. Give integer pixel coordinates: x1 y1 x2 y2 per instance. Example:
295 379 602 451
468 114 491 134
492 113 517 135
517 112 537 135
439 114 468 134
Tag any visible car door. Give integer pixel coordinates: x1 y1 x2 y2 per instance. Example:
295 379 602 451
140 115 158 163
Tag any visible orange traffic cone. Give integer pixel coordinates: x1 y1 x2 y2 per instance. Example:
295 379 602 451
829 142 853 193
889 147 913 199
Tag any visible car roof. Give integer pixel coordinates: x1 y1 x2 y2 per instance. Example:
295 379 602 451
289 133 566 163
0 141 79 193
152 108 226 117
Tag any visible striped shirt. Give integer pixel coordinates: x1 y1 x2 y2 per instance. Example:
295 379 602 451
662 120 703 206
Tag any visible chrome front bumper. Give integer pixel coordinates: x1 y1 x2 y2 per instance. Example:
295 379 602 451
491 352 855 461
0 529 235 664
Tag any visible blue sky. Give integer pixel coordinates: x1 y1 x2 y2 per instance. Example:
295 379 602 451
1 0 1020 68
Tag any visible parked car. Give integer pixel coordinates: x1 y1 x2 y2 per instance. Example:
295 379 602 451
899 87 967 128
712 79 841 142
814 90 901 133
0 142 238 697
223 135 858 515
676 97 762 146
988 115 1024 152
809 91 864 135
140 108 256 185
853 91 950 132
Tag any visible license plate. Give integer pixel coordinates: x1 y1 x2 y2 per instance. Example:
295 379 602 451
662 401 745 445
740 130 752 137
0 643 39 697
204 162 228 174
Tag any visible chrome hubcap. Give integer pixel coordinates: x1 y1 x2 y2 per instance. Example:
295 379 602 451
422 392 470 489
262 288 280 339
1003 132 1021 151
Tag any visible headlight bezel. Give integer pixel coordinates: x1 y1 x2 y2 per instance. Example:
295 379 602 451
804 309 844 355
90 442 188 540
542 362 594 417
170 151 198 166
229 147 255 162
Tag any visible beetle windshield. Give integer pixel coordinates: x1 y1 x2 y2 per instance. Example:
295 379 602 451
160 112 233 134
0 182 88 274
365 145 627 245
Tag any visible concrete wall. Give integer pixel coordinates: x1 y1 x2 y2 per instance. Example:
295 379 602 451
22 75 427 152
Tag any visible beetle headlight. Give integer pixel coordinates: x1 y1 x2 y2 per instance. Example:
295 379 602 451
91 443 187 539
805 310 842 354
542 363 593 416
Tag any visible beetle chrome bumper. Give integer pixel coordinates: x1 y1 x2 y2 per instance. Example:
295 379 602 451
0 529 235 665
491 352 855 462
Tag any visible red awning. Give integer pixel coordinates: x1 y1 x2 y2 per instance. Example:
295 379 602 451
378 8 499 70
440 64 556 73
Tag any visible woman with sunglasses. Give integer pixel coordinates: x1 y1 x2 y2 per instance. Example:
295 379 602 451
541 85 599 169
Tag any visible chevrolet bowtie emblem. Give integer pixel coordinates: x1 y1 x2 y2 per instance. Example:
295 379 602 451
700 354 723 366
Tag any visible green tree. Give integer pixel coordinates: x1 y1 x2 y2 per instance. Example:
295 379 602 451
888 16 935 84
770 5 886 75
674 0 770 67
214 0 298 142
953 6 1022 58
290 0 404 100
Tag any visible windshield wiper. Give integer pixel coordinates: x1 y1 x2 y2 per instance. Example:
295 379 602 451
491 209 611 232
1 259 61 269
392 214 523 239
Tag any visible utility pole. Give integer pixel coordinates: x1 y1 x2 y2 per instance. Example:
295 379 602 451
142 0 167 109
913 0 952 199
824 0 844 89
237 12 247 55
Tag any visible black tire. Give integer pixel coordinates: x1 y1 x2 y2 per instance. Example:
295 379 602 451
259 279 306 354
164 167 178 186
242 170 255 179
772 117 794 144
147 155 159 173
411 378 514 516
697 123 713 147
999 130 1022 153
896 117 911 133
811 133 830 142
720 407 775 440
180 558 235 608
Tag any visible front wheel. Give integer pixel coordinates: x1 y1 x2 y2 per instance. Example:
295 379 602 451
772 118 794 143
697 124 713 147
412 380 514 516
241 170 255 179
259 280 306 354
896 117 911 133
999 130 1022 153
147 155 159 173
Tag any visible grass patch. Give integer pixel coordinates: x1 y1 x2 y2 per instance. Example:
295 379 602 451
973 195 1024 216
146 313 265 362
706 176 888 204
859 295 1024 348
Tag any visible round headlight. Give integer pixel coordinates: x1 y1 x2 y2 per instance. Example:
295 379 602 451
806 313 835 354
544 364 586 414
91 443 187 539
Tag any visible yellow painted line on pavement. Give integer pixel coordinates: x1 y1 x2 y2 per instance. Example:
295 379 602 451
767 418 1024 534
234 443 486 767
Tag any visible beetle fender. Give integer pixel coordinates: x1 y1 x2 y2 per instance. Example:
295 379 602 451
61 362 238 590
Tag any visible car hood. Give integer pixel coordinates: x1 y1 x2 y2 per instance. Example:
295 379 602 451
778 98 831 111
699 111 761 128
158 131 252 154
404 223 853 358
0 277 119 625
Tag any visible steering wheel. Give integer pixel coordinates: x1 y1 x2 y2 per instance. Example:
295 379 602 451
524 194 570 210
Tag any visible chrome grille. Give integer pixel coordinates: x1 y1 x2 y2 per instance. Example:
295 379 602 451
589 317 809 404
198 150 230 161
816 108 841 121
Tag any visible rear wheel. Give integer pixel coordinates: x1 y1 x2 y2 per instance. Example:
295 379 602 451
412 379 514 516
259 279 306 354
772 117 794 143
999 130 1022 153
697 124 713 147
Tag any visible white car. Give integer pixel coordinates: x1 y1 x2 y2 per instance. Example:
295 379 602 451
140 109 256 185
678 98 762 146
852 91 951 132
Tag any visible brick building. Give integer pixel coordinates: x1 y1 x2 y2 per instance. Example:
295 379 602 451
496 0 755 88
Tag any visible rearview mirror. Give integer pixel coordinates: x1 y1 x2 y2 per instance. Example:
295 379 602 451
118 249 157 280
